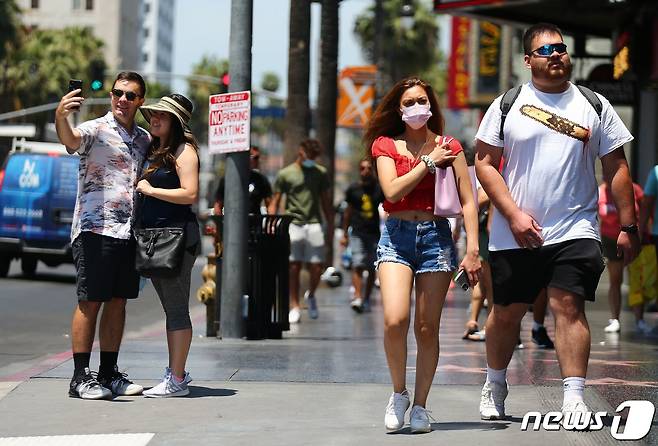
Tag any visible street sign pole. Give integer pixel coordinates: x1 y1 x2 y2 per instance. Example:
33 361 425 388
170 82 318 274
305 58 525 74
219 0 253 339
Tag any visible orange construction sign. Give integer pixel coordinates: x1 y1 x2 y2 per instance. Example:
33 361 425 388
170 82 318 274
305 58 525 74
336 65 376 128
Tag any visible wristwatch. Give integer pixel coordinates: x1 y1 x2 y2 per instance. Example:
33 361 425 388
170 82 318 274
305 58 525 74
620 224 639 234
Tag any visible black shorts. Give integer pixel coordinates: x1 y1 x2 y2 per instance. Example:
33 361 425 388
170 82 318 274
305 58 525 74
601 236 622 261
489 238 605 305
72 232 140 302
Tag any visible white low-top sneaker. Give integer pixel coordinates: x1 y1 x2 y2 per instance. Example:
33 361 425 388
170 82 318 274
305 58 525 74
288 307 301 324
384 390 410 430
561 400 590 430
144 369 189 398
69 368 112 400
604 318 620 333
165 367 192 385
480 380 508 420
410 405 433 433
350 298 364 313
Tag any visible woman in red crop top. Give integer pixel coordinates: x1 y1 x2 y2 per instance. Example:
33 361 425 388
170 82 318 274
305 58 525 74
364 77 481 432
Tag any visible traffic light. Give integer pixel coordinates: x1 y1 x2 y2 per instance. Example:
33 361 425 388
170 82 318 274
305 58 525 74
219 71 230 94
89 60 105 91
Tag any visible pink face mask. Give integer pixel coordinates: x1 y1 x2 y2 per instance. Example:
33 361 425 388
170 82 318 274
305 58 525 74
400 103 432 129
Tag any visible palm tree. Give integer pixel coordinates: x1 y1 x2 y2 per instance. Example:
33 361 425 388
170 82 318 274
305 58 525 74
354 0 444 93
316 0 339 265
284 0 311 165
0 0 21 110
186 55 229 144
4 27 105 137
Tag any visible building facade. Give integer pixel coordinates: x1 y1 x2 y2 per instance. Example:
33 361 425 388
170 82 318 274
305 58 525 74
141 0 176 86
17 0 143 71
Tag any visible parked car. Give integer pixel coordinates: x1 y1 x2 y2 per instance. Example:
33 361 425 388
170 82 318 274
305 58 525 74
0 139 78 277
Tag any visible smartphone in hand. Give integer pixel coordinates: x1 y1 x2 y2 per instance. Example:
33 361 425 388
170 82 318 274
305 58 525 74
68 79 83 111
454 268 470 291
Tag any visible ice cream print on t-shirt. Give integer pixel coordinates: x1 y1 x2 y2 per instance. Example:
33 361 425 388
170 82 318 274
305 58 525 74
520 104 590 143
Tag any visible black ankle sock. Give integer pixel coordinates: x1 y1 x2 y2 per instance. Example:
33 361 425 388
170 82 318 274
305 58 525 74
73 353 91 377
99 351 118 376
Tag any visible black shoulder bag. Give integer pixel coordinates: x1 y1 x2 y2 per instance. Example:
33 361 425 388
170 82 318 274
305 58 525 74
134 195 187 278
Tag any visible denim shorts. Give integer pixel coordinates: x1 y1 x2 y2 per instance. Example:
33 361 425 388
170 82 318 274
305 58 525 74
375 217 457 274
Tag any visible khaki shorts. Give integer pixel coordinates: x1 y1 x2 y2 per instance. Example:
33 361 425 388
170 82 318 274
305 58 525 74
289 222 325 263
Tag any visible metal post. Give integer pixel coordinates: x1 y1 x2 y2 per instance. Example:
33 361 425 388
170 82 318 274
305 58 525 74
218 0 252 339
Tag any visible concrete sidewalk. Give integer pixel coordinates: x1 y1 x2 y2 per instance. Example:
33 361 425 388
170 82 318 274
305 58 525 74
1 272 657 445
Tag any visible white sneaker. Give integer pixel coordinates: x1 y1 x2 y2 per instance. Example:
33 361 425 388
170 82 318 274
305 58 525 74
143 369 189 398
604 319 620 333
410 405 433 433
384 390 410 430
480 380 508 420
636 319 650 335
350 297 364 313
288 307 301 324
68 368 112 400
561 400 590 430
165 367 192 385
304 291 319 319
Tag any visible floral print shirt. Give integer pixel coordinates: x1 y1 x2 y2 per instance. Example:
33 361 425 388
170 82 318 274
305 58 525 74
71 112 151 242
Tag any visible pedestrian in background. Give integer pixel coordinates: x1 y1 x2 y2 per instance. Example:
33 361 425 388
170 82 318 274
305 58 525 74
214 145 272 216
365 76 480 433
640 163 658 334
598 180 648 333
268 139 334 324
136 94 201 397
463 183 492 341
340 157 384 313
475 23 639 424
55 72 149 399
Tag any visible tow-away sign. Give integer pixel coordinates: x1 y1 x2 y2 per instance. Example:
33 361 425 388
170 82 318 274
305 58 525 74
208 91 251 154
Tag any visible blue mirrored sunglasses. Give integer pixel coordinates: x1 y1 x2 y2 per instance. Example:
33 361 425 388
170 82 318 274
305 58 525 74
531 43 567 57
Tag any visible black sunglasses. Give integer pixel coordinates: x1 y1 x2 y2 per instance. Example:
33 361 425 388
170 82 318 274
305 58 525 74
111 88 140 101
530 43 567 57
401 97 429 107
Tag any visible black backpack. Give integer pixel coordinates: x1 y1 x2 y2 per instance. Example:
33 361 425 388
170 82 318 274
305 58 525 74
498 84 603 140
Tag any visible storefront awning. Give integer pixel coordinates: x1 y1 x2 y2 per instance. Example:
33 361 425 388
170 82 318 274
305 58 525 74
433 0 643 37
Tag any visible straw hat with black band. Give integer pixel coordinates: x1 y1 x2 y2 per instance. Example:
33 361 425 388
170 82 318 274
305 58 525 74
140 95 194 139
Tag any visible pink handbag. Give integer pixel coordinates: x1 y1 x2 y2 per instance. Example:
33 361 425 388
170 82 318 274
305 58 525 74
433 137 477 217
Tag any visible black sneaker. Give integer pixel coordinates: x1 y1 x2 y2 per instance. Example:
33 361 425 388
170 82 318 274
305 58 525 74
531 326 555 349
69 367 112 400
97 365 143 396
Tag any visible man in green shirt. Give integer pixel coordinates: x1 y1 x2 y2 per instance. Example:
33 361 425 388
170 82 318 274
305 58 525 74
269 139 334 323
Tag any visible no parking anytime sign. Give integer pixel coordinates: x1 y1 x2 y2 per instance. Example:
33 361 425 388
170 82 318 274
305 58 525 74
208 91 251 154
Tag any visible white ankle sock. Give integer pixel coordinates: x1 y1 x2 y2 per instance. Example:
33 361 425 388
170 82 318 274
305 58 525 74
532 322 543 331
486 366 507 385
563 377 585 404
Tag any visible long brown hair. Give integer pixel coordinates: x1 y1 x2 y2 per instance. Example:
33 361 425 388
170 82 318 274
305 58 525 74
141 94 199 179
363 77 444 159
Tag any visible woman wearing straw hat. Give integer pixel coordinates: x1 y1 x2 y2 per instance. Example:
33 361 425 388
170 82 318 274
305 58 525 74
136 94 201 397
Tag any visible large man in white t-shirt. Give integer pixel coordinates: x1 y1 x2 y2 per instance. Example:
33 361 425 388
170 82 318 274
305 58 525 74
475 23 640 425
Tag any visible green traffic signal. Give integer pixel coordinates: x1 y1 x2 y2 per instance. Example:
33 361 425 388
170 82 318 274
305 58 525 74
91 79 103 91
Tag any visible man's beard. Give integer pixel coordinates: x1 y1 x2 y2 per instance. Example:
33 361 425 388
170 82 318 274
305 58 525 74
534 59 572 82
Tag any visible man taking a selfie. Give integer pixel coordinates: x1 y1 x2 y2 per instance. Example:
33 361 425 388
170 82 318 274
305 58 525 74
55 71 150 399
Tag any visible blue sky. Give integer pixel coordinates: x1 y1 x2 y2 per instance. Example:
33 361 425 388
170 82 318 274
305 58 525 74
172 0 450 102
173 0 368 101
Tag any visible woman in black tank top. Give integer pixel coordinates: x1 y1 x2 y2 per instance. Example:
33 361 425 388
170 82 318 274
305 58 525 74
136 94 201 398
